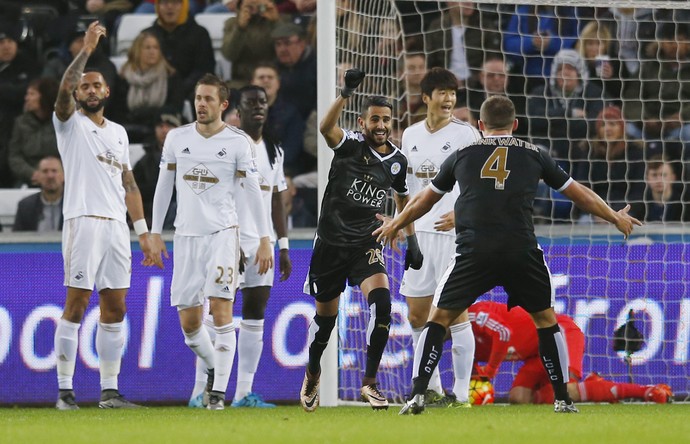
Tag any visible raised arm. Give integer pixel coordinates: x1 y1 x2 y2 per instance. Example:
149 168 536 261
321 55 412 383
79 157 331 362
54 21 106 121
319 69 366 148
561 180 642 239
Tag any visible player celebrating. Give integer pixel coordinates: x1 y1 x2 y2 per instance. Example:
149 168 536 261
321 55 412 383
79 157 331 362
52 21 156 410
400 67 481 407
148 74 274 411
469 301 673 404
188 85 291 408
375 95 642 414
300 69 415 412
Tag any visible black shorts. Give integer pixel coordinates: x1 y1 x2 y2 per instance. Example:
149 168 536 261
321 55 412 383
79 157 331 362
307 237 388 302
436 247 552 313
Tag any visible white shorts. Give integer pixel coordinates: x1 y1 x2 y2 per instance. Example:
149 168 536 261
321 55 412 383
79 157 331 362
239 241 275 289
62 216 131 291
171 227 240 310
400 231 456 298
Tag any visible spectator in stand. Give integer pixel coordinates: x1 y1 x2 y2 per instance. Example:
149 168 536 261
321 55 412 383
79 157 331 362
573 106 645 222
624 22 690 158
527 49 605 167
468 301 674 405
251 63 308 178
13 155 64 232
576 21 624 104
8 78 60 187
271 21 316 120
633 157 685 223
426 2 501 84
133 109 180 230
0 20 41 187
221 0 280 88
119 31 184 128
144 0 215 101
135 0 205 15
42 21 120 118
503 5 578 94
399 52 428 127
466 56 528 137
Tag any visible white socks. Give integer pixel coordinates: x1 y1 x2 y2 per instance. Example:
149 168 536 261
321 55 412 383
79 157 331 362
450 321 475 402
412 326 443 394
212 323 236 394
190 320 215 399
55 319 80 390
234 319 264 401
183 323 215 371
96 321 125 391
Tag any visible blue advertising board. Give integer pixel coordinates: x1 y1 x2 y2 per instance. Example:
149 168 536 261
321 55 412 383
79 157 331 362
0 241 688 404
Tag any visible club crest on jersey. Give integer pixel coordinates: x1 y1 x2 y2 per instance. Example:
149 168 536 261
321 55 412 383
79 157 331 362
96 150 123 177
441 142 451 152
182 163 220 194
216 148 227 159
390 162 401 175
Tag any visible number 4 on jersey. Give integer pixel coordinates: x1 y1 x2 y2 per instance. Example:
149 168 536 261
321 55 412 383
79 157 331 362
481 147 510 190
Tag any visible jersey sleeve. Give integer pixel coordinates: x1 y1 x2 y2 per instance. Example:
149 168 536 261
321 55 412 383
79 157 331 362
430 151 458 194
334 130 364 154
391 154 409 195
121 129 132 170
539 147 572 192
160 131 177 166
273 146 288 192
470 308 512 376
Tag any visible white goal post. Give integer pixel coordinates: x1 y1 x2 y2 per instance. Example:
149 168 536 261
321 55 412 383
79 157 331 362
317 0 690 406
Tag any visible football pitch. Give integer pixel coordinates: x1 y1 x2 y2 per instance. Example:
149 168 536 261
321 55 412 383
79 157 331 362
2 404 689 444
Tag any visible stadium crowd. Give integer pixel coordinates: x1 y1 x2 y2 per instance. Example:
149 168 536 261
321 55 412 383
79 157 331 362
0 2 689 232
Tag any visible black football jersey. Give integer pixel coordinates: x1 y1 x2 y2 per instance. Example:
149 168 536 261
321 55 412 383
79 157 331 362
317 130 409 246
431 135 571 253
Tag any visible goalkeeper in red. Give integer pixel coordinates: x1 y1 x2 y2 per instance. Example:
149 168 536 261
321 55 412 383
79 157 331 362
375 95 642 414
299 69 417 412
469 301 673 404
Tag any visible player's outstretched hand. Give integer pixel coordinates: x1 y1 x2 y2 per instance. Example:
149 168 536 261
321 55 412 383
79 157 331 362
404 234 423 270
615 204 643 240
433 211 455 232
341 69 366 98
373 213 401 252
143 233 168 269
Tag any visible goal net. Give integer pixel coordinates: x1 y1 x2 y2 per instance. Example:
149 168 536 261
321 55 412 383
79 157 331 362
323 0 690 404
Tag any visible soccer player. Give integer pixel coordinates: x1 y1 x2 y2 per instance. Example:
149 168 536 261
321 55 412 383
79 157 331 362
399 67 481 407
52 21 157 410
148 74 274 411
188 85 291 408
374 95 642 414
469 301 673 404
300 69 416 412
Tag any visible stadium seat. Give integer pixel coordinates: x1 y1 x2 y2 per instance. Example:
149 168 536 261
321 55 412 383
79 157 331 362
0 188 40 230
194 13 236 80
114 14 156 56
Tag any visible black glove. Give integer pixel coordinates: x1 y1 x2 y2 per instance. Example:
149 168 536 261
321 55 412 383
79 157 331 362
341 68 366 98
404 234 423 270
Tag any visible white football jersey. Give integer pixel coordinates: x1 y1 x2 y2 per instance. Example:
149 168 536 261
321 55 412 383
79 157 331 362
237 139 287 251
161 124 256 236
401 118 481 234
53 112 131 222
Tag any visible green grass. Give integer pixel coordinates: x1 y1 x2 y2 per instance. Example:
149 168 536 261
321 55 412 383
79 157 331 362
1 404 689 444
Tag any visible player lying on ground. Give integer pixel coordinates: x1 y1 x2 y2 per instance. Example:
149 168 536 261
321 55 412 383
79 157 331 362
469 301 673 404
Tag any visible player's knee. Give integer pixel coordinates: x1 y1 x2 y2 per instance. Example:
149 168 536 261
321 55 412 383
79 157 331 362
368 287 391 323
312 313 337 342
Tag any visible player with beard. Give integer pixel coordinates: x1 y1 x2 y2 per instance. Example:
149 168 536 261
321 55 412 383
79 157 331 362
299 69 416 412
375 95 641 415
52 21 157 410
148 74 274 411
187 85 291 408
